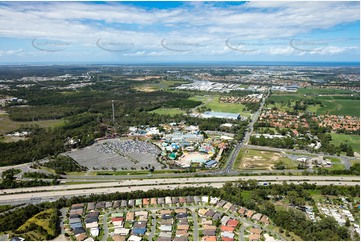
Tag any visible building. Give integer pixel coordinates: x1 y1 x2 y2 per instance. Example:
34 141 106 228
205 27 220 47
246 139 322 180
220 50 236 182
202 111 241 120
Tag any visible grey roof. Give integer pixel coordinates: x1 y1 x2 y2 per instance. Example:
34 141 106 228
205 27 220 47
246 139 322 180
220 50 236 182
128 200 135 206
105 202 112 208
203 230 216 236
203 111 240 120
113 200 120 208
172 197 179 204
95 201 105 209
158 197 165 204
216 200 226 207
121 200 127 207
186 196 193 203
193 196 201 203
87 203 95 210
212 212 222 220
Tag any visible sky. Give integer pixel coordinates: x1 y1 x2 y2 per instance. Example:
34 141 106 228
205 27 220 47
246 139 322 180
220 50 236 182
0 1 359 64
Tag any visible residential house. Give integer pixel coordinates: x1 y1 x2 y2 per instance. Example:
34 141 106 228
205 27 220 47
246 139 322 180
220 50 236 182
227 219 239 227
220 225 234 232
221 216 230 226
126 211 135 222
150 198 157 206
223 202 233 211
205 209 215 218
252 213 263 221
120 200 127 208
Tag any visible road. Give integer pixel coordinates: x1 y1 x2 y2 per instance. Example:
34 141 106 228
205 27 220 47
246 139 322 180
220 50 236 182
0 177 359 205
1 176 358 195
191 208 199 241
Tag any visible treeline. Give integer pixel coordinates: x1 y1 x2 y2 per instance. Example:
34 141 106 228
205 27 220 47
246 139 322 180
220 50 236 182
43 156 87 175
0 168 56 189
0 114 105 166
9 105 85 121
162 99 201 109
316 163 360 176
23 172 61 180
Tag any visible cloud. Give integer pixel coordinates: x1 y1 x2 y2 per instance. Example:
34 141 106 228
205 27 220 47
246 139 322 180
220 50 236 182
0 1 358 60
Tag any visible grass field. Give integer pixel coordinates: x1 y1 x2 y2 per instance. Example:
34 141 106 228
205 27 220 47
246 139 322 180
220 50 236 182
330 133 360 153
297 88 354 95
134 79 189 92
149 108 186 116
0 113 64 135
14 208 57 241
268 93 360 117
237 149 297 170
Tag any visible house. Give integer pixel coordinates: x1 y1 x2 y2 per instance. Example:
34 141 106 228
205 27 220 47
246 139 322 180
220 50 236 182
156 237 170 241
75 233 87 241
205 209 215 217
72 204 84 209
113 201 120 208
69 218 82 224
70 222 83 229
203 225 217 230
252 213 263 221
227 219 239 227
221 237 234 241
238 207 246 216
85 222 98 229
135 199 142 207
133 221 147 229
160 225 172 232
209 197 219 205
176 230 188 237
186 196 193 203
202 236 217 241
221 231 234 239
112 235 126 241
70 214 80 219
220 225 234 232
158 197 165 205
128 235 142 241
90 228 99 237
198 208 208 217
126 212 134 221
114 228 129 235
73 227 86 235
84 238 94 242
178 218 189 225
70 208 84 215
250 228 262 241
193 196 201 204
142 198 149 206
246 210 255 219
159 232 172 238
165 196 172 205
150 198 157 206
202 196 209 203
128 200 135 207
201 219 213 226
260 215 270 225
160 219 173 226
216 200 226 208
202 230 216 236
230 205 238 213
162 214 173 220
172 197 179 204
105 201 112 209
135 211 148 218
120 200 127 208
223 202 233 211
159 209 172 215
174 236 188 241
176 213 188 219
179 197 186 203
132 228 146 236
177 224 189 231
212 212 222 220
87 203 95 211
111 212 123 218
95 201 105 210
175 208 187 214
221 216 230 225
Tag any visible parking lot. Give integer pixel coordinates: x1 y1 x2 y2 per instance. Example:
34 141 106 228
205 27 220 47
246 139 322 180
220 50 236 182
65 139 163 170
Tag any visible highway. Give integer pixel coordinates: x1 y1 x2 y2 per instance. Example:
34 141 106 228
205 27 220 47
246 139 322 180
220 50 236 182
0 175 358 195
0 179 359 206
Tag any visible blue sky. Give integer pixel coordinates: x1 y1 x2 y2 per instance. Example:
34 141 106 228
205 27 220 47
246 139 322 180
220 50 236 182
0 1 359 64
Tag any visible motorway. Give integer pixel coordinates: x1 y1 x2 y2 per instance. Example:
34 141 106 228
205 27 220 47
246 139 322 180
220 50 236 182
0 178 359 206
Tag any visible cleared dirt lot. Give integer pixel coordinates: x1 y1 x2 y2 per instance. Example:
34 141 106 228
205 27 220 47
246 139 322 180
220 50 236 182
239 149 297 170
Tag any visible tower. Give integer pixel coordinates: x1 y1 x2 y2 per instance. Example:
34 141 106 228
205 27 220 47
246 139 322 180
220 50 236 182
112 100 115 125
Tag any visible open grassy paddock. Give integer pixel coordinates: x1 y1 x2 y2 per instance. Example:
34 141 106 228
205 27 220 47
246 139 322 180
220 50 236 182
268 90 360 117
0 113 64 136
237 149 297 170
149 108 186 116
330 133 360 153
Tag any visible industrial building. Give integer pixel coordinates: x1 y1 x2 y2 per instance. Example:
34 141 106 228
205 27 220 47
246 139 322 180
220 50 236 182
202 111 241 120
